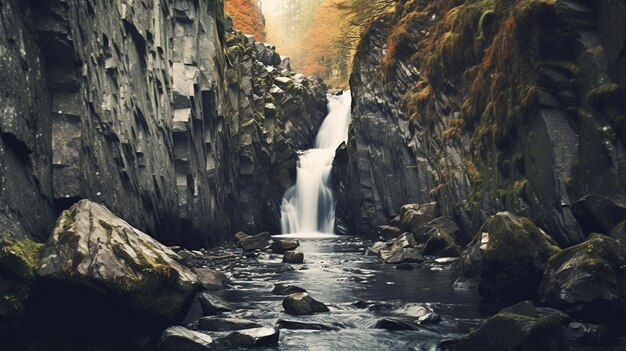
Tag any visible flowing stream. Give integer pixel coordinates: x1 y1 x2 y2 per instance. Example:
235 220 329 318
280 92 352 234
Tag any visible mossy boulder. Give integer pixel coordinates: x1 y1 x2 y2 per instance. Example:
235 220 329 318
0 238 43 330
34 200 199 344
539 234 626 325
453 212 560 303
457 301 569 351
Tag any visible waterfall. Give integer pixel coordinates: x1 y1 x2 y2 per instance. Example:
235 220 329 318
280 91 352 234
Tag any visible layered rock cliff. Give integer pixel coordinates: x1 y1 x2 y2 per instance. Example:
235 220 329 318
0 0 327 247
339 0 626 246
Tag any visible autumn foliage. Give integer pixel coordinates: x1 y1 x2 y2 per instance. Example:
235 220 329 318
224 0 266 42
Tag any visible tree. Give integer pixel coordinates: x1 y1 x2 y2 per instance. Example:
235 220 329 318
224 0 267 41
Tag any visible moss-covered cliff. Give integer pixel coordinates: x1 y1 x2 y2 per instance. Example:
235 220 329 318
340 0 626 246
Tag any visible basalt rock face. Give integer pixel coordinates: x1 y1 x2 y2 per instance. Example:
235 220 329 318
341 0 626 246
0 0 326 247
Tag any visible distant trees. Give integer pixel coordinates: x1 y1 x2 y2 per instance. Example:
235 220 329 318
224 0 266 42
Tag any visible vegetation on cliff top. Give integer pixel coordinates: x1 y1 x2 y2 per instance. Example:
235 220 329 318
225 0 267 42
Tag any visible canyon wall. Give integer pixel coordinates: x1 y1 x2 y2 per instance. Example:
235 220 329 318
0 0 327 247
339 0 626 246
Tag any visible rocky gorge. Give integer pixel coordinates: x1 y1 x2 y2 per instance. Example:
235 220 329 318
1 0 626 350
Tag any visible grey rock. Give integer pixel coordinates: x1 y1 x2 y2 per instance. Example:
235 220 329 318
276 319 342 331
271 239 300 254
272 284 307 295
283 251 304 264
194 268 229 291
453 212 560 303
34 201 199 342
159 326 213 351
198 317 263 331
240 232 272 251
221 327 279 348
198 292 232 315
374 318 421 331
283 292 329 315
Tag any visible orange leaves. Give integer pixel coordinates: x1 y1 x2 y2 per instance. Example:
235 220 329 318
224 0 266 41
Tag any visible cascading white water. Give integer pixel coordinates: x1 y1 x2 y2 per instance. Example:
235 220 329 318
280 91 352 234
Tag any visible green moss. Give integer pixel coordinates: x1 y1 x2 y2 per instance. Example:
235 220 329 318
0 239 44 319
99 220 113 236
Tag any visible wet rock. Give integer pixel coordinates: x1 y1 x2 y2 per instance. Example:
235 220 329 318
394 303 441 323
159 326 213 351
198 292 232 315
399 203 438 234
395 263 414 270
272 284 307 295
271 239 300 254
283 251 304 264
457 301 569 351
385 247 425 264
353 300 393 311
377 225 403 240
571 195 626 235
221 327 280 348
193 268 228 291
283 292 329 315
276 319 341 331
452 212 560 303
374 318 421 331
240 232 272 251
435 257 459 264
609 220 626 242
198 317 263 331
234 232 251 245
34 201 199 343
539 234 626 325
564 322 608 346
275 264 296 273
368 241 389 255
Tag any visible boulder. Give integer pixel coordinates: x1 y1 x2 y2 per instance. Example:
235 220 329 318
609 220 626 242
234 232 251 245
378 233 425 264
282 292 329 315
239 232 272 251
377 225 403 240
271 239 300 254
272 284 307 295
198 292 232 315
198 317 263 331
452 212 560 303
564 322 608 347
276 319 341 331
457 301 569 351
571 195 626 235
193 268 228 291
0 237 43 331
283 251 304 264
221 327 279 348
158 326 213 351
394 303 441 323
34 201 199 343
399 202 437 233
374 318 421 331
538 234 626 325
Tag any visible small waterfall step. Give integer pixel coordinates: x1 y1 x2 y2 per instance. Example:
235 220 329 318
280 91 352 235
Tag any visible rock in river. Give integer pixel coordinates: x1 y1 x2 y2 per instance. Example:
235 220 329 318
198 317 263 331
452 212 560 303
239 232 272 251
159 326 213 351
539 234 626 325
283 251 304 264
271 239 300 254
221 327 280 347
272 283 307 295
193 268 229 291
457 301 570 351
277 319 341 331
283 292 330 315
34 200 199 343
199 292 232 315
